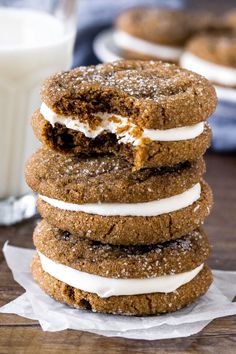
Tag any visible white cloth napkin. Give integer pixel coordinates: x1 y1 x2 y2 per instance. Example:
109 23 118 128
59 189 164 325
1 243 236 340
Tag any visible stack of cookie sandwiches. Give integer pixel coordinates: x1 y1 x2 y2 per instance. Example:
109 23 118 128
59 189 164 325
26 60 217 316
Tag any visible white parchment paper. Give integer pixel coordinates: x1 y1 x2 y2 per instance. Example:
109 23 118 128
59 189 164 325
1 243 236 340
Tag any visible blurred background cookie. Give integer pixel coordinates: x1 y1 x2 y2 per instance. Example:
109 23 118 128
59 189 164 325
181 32 236 100
180 31 236 150
114 8 189 63
113 8 228 63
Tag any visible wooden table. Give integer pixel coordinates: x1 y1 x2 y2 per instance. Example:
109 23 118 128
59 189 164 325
0 153 236 354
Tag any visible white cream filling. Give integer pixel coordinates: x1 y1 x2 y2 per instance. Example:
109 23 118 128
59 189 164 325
113 30 183 61
40 103 204 145
180 52 236 86
38 251 204 297
39 183 201 217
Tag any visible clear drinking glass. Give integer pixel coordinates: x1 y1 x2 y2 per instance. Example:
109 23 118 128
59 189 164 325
0 0 77 200
0 0 77 224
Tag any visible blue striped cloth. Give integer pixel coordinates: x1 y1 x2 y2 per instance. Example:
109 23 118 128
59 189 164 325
210 101 236 151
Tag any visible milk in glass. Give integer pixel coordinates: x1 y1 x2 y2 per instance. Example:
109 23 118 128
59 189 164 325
0 7 75 197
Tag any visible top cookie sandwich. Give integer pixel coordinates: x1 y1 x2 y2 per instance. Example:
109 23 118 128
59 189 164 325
34 60 217 170
114 8 224 62
180 32 236 102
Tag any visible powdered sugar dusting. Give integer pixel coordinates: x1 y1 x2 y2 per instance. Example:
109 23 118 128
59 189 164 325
43 60 210 105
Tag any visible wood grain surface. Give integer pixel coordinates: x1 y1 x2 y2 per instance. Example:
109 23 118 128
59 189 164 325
0 153 236 354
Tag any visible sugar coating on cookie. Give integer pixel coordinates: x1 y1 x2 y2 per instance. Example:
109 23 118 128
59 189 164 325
25 146 212 245
33 220 211 279
25 148 206 204
32 222 212 315
40 60 216 128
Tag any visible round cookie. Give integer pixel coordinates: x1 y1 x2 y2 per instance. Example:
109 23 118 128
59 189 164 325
180 32 236 98
32 256 212 315
40 61 216 128
36 180 213 245
184 32 236 70
25 148 205 204
35 60 216 170
33 220 211 279
115 8 193 47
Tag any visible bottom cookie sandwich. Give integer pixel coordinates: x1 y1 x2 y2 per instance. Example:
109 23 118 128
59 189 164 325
32 221 213 316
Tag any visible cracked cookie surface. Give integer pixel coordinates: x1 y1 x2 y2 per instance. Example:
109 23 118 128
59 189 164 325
26 148 205 204
33 220 210 279
41 60 216 129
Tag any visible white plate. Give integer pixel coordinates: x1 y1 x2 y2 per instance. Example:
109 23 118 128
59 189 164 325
93 28 123 63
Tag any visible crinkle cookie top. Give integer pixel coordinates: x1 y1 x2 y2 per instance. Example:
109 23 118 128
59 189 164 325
41 60 217 129
34 220 210 279
25 148 205 204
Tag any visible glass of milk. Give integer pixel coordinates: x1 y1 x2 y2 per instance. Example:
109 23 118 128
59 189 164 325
0 0 77 199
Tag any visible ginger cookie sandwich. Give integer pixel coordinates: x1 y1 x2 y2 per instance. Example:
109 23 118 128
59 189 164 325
25 148 213 245
32 220 212 316
180 32 236 102
114 8 223 62
33 60 216 170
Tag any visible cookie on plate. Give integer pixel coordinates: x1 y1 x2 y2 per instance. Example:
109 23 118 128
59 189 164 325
25 148 213 245
180 32 236 102
33 60 216 170
32 220 212 316
114 8 224 62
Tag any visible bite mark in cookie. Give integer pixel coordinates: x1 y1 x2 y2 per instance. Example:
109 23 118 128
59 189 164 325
35 60 216 169
33 110 212 170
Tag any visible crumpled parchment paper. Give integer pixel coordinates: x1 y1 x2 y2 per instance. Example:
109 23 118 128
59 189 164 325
1 243 236 340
